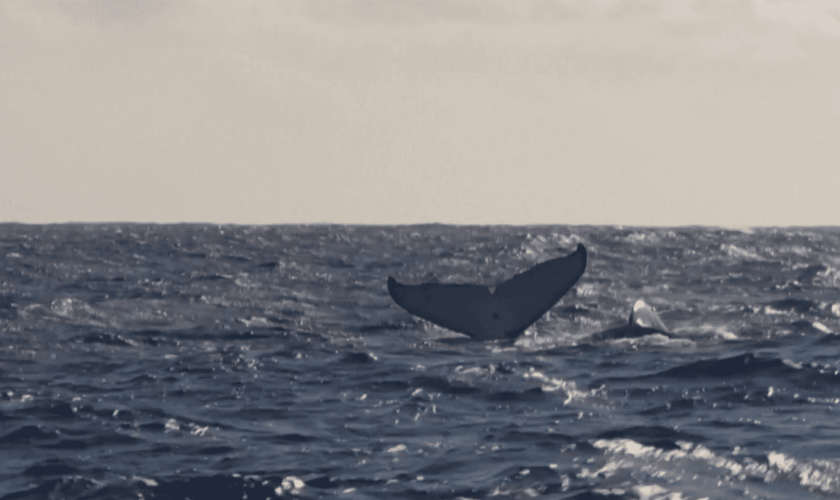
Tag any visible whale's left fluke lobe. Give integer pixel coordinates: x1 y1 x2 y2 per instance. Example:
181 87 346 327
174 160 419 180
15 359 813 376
387 244 587 340
387 278 492 338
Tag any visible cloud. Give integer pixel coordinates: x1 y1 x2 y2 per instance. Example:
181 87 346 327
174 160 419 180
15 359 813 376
274 0 839 76
3 0 840 225
56 0 172 26
750 0 840 36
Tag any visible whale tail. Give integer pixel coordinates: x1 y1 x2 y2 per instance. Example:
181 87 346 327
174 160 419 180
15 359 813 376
387 244 587 340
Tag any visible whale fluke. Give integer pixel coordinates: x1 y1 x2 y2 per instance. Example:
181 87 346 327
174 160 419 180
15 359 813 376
596 299 669 340
387 243 587 340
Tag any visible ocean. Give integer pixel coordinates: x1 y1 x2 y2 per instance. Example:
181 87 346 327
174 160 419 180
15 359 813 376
1 223 840 499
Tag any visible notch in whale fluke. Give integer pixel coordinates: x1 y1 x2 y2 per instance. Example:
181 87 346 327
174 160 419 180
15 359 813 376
387 243 587 340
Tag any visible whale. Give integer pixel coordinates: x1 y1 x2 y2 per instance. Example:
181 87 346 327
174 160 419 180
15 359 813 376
594 300 670 340
387 243 587 340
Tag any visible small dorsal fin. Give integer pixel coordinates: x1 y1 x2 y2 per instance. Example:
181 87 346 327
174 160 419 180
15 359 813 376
628 299 669 333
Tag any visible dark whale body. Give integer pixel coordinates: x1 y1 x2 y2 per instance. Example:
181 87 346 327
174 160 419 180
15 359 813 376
387 244 587 340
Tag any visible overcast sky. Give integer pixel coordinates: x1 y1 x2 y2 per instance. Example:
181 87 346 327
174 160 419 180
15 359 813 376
2 0 839 226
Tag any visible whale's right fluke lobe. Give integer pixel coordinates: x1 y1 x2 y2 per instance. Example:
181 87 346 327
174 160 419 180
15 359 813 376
387 243 587 340
491 243 588 335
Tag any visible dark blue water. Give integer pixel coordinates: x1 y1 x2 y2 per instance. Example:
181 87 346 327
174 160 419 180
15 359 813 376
2 224 840 499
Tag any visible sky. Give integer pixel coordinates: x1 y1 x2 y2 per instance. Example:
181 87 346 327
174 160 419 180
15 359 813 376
2 0 840 226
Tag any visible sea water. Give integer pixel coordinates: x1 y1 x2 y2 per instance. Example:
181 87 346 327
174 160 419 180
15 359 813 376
1 224 840 499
